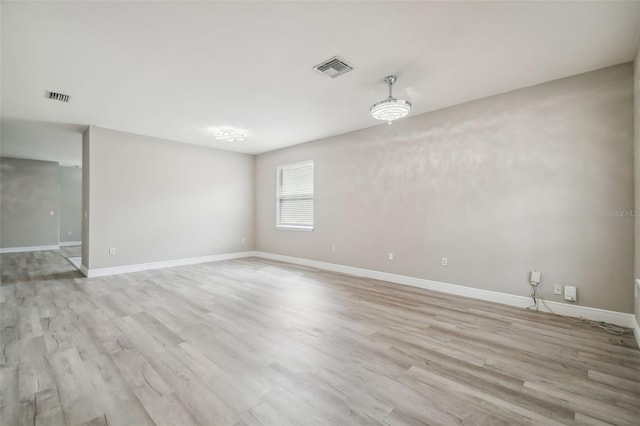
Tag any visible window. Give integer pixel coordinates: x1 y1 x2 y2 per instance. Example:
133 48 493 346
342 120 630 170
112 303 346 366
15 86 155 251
276 160 313 230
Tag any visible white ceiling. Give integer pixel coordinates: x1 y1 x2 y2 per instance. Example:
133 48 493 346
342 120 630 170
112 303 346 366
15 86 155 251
1 1 639 164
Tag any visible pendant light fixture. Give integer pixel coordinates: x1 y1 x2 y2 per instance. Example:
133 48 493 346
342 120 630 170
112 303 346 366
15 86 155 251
370 75 412 124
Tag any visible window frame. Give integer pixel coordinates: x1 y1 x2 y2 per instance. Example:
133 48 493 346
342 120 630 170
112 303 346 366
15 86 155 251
276 160 314 231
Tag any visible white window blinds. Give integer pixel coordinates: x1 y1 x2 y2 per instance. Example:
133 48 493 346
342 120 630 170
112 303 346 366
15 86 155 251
277 161 313 230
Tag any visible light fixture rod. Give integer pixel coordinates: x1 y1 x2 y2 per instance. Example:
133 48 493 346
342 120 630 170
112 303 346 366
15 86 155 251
384 75 397 99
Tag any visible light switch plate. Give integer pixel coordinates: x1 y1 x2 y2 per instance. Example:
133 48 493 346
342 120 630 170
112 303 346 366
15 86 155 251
553 284 561 295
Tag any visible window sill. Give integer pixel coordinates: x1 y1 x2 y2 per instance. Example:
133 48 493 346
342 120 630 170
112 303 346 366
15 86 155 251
276 225 314 232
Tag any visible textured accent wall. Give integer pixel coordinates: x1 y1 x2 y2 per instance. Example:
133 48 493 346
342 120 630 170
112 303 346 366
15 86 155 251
0 157 60 248
256 64 634 313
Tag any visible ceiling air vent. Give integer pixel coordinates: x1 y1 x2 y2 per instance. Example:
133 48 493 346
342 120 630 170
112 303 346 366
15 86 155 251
313 56 353 79
47 91 70 103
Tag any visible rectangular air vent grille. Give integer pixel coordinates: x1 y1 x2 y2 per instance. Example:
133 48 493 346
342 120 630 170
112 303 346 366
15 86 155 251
47 91 70 103
313 56 353 78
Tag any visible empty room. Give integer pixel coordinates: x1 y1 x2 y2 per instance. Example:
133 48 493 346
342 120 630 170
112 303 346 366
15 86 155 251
1 1 640 425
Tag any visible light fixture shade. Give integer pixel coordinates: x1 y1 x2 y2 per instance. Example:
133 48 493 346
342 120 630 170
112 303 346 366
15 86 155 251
370 98 412 123
370 75 412 124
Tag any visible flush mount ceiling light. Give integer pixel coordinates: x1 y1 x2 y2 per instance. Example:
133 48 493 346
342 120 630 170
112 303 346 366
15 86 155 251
370 75 411 124
210 129 246 142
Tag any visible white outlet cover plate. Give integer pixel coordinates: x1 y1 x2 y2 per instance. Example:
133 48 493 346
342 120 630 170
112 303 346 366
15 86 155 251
564 285 577 301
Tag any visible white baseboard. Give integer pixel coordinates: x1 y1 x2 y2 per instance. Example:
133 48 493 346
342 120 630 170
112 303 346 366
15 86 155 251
82 251 256 278
254 251 636 329
75 248 637 331
0 244 59 254
59 241 81 247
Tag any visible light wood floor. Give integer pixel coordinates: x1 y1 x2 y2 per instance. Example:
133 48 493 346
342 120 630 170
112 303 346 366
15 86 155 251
1 250 639 426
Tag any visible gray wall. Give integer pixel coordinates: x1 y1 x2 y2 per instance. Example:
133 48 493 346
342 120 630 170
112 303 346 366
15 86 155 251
0 157 60 248
634 46 640 323
83 126 254 270
59 166 82 243
256 64 634 313
82 128 91 266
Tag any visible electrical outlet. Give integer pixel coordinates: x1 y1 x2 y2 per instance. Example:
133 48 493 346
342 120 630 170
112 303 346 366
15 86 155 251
441 257 448 267
68 231 73 235
553 284 561 295
49 210 54 216
530 270 541 285
388 252 393 261
241 237 246 244
564 285 577 302
109 248 116 255
331 245 336 252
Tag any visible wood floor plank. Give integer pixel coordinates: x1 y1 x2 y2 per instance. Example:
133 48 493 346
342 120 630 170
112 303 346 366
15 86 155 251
236 401 295 426
0 249 638 425
33 387 66 426
171 342 263 415
48 347 103 425
145 350 237 426
83 353 155 426
0 366 19 426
